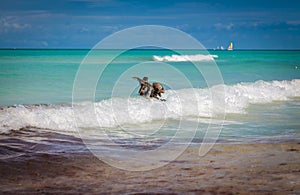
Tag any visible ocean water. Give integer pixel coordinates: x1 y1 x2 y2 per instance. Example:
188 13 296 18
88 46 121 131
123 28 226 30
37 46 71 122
0 49 300 144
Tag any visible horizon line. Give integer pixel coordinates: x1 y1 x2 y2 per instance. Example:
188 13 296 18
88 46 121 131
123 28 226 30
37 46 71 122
1 48 300 51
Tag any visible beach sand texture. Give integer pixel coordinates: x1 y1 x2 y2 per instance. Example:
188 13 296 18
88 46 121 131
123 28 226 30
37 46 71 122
1 128 299 194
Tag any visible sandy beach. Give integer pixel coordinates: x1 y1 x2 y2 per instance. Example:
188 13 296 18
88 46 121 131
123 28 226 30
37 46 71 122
0 128 299 194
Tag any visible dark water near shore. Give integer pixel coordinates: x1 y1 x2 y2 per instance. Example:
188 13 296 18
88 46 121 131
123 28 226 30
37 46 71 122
1 127 299 194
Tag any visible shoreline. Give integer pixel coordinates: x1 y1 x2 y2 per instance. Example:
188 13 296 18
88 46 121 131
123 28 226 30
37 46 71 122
1 129 299 194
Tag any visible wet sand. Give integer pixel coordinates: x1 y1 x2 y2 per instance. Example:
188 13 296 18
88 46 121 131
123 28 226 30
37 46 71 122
0 129 299 194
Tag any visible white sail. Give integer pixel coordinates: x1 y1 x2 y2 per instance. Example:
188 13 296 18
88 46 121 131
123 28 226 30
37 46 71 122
228 42 233 50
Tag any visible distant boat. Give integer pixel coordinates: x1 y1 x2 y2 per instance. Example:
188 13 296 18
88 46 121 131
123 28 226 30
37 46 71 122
215 45 225 50
228 42 233 50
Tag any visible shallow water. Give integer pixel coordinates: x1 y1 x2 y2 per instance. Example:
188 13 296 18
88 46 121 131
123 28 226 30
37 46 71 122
0 50 300 166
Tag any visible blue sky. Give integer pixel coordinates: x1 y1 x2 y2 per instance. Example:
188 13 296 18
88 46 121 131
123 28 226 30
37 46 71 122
0 0 300 49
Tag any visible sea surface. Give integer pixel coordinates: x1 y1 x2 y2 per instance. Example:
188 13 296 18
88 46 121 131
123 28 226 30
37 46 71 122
0 49 300 165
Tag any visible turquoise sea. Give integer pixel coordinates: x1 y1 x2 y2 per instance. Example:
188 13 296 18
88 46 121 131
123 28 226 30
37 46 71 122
0 49 300 163
0 50 299 105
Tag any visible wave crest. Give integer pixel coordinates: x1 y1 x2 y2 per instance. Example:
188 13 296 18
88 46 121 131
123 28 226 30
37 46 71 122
153 54 218 62
0 79 299 133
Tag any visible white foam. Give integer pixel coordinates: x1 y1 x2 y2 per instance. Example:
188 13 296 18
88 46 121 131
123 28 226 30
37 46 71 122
222 79 300 113
153 54 218 62
0 79 299 133
0 105 76 133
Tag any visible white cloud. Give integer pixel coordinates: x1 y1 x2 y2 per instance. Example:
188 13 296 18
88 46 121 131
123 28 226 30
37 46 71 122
100 25 123 33
40 41 48 47
214 22 234 30
287 20 300 25
67 0 120 8
80 27 89 33
0 16 31 33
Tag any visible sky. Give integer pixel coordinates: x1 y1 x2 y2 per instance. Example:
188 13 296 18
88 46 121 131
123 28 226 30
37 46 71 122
0 0 300 49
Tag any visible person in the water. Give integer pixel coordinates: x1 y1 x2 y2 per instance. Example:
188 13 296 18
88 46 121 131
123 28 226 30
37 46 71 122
150 82 165 99
133 77 165 100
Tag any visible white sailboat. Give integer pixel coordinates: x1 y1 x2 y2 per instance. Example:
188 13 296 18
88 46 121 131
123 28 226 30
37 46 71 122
228 42 233 50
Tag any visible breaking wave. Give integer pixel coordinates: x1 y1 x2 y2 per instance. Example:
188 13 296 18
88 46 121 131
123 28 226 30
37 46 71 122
0 79 299 133
153 54 218 62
